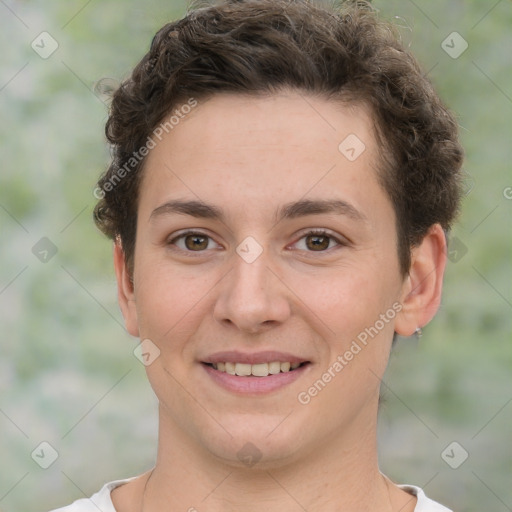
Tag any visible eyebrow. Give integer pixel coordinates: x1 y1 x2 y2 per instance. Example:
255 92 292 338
149 198 367 224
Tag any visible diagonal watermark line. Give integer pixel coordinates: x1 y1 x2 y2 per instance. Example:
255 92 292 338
410 267 436 296
163 267 233 338
0 472 29 501
265 409 294 438
397 473 439 512
60 471 88 497
0 265 29 296
471 265 512 310
60 204 89 233
423 62 439 78
163 366 234 438
61 471 103 512
472 471 511 510
397 489 417 512
472 61 512 105
298 92 336 131
0 62 29 92
371 369 439 438
201 471 233 502
266 471 308 511
471 0 503 30
61 369 132 439
0 408 29 439
61 61 91 90
61 61 105 104
470 204 499 233
266 266 336 335
60 265 127 330
62 0 96 29
407 0 439 29
418 472 440 493
472 396 512 439
0 203 29 233
0 0 29 28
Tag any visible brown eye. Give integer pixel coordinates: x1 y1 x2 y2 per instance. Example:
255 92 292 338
168 231 219 253
184 234 209 251
305 234 331 251
291 230 345 253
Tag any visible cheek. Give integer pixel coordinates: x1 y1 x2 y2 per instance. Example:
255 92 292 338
289 262 394 337
289 258 399 393
295 268 397 414
133 259 219 345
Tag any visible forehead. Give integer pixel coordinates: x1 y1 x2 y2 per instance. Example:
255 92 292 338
158 91 376 159
138 91 391 228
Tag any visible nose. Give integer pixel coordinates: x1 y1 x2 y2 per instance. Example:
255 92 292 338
213 247 291 334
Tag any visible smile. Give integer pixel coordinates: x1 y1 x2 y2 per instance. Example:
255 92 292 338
205 361 305 377
201 360 311 394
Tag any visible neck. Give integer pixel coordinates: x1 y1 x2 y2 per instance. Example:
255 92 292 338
143 402 396 512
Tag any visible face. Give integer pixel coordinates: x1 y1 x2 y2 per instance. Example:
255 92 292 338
118 91 415 468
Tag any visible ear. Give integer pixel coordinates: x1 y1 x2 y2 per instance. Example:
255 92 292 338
394 224 447 337
113 240 140 337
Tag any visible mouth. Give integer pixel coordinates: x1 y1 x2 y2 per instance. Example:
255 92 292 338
200 353 312 394
202 361 309 377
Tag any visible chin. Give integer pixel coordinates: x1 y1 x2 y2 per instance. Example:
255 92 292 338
210 438 303 471
197 414 308 469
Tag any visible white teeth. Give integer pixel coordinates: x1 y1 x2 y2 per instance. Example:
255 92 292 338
251 363 269 377
225 362 236 375
235 363 252 376
210 361 304 376
268 361 281 374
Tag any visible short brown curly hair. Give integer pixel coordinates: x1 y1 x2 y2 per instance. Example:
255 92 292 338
94 0 464 276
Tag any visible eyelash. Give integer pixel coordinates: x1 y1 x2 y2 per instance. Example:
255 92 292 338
166 229 346 256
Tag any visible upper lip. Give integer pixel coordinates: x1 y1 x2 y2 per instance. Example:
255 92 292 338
202 351 310 365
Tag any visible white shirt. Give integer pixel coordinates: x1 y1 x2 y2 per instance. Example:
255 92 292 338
49 477 453 511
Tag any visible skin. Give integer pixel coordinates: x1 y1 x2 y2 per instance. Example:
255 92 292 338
111 90 447 511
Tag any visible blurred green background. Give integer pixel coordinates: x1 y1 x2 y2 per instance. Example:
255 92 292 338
0 1 510 511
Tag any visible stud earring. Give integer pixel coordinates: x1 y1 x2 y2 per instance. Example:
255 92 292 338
414 327 423 339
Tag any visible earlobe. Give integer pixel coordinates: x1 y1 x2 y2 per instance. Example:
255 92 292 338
113 240 140 337
394 224 447 337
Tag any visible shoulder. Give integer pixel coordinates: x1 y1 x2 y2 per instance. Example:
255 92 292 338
398 484 453 512
47 477 136 512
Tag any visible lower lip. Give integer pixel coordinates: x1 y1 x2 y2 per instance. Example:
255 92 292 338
202 363 310 395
